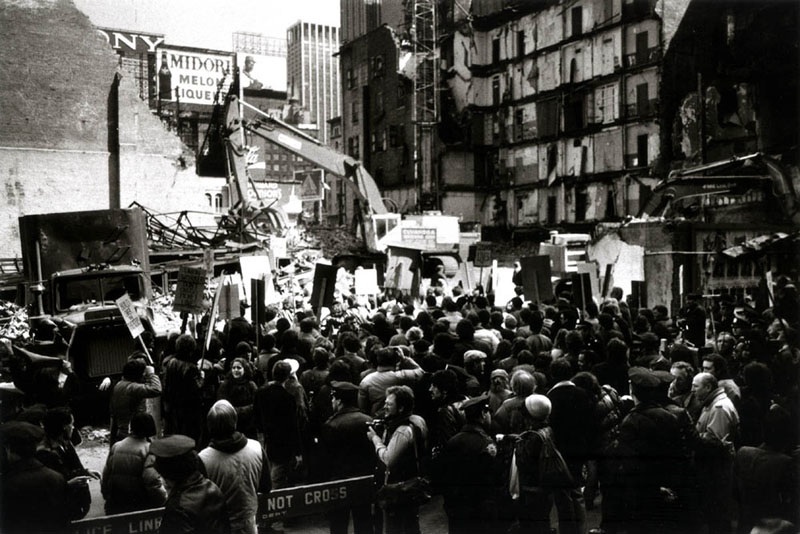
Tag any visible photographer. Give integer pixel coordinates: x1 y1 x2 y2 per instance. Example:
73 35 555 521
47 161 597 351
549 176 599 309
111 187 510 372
367 385 429 534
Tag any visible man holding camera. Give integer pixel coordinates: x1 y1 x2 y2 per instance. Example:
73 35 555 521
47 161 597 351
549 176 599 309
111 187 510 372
367 385 429 534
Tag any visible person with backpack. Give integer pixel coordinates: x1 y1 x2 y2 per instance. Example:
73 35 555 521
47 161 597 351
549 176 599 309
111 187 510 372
427 369 468 453
511 394 574 534
367 385 429 534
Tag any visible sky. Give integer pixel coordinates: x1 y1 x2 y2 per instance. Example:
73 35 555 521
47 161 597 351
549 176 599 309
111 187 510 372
72 0 341 51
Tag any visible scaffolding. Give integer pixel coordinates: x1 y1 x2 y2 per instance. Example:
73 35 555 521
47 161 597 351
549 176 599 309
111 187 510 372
412 0 439 211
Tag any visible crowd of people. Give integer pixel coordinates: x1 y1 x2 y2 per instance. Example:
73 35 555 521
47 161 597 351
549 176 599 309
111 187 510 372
1 272 799 534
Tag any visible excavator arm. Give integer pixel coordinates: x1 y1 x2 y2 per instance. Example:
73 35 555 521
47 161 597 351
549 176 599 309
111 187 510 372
639 153 799 223
224 94 399 251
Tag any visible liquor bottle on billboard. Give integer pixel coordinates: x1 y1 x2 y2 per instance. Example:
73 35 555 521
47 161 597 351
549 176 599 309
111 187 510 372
158 51 172 101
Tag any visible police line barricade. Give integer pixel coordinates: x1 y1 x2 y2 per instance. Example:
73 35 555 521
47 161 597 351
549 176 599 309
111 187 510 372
70 475 375 534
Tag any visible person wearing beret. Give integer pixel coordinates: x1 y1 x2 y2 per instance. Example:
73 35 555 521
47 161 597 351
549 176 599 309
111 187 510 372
151 434 231 534
320 381 375 534
435 394 506 534
0 421 70 534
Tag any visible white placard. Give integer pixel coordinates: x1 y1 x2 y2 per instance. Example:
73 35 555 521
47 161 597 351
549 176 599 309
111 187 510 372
116 294 145 338
355 269 380 295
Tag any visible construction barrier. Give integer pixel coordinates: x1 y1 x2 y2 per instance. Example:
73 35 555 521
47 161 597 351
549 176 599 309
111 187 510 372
71 475 375 534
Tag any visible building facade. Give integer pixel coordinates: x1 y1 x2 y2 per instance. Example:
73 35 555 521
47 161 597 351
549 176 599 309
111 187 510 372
452 0 672 230
287 21 341 144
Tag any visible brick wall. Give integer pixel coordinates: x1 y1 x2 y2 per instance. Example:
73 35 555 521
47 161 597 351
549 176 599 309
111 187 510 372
0 0 216 257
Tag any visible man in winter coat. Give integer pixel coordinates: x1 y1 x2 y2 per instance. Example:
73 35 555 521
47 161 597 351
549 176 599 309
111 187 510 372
427 369 468 452
102 412 166 514
437 394 505 534
320 381 376 534
151 434 230 534
109 357 161 445
199 400 271 534
162 335 204 443
692 371 740 534
254 360 304 489
546 358 594 534
0 421 70 534
512 394 560 534
608 367 687 534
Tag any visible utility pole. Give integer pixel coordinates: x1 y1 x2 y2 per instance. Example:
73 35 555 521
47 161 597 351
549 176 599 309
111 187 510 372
412 0 438 212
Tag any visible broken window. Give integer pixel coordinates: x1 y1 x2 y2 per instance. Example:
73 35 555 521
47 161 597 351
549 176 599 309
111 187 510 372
547 196 557 224
575 189 588 222
537 98 559 137
572 6 583 36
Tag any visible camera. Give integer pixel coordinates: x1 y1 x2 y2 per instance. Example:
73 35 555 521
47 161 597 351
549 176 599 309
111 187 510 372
366 418 386 434
495 433 521 444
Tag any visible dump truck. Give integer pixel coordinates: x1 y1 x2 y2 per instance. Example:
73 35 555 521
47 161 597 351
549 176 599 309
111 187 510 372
13 207 157 421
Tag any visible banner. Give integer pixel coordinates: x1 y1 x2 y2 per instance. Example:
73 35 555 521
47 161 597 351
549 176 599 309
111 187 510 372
115 294 145 338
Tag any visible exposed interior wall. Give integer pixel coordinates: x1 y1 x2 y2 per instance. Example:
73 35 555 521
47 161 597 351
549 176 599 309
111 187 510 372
0 0 213 257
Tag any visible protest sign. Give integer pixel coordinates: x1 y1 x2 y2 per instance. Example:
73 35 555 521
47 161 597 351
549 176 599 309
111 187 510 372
173 266 206 314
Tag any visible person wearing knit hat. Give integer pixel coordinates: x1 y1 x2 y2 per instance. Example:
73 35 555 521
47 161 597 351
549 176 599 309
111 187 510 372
488 369 513 413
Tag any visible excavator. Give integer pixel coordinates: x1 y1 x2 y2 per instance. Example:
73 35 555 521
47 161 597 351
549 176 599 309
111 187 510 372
221 91 401 253
638 152 800 224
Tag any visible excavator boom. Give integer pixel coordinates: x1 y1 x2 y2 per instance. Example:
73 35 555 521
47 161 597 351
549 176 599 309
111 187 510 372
223 93 398 251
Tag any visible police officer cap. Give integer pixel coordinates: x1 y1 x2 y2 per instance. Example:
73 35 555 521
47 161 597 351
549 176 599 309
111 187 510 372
461 394 490 414
150 435 195 458
524 394 552 420
330 381 359 393
628 366 673 389
463 350 487 363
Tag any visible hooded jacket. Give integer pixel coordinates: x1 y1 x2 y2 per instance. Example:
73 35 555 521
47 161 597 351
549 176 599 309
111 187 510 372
199 432 270 534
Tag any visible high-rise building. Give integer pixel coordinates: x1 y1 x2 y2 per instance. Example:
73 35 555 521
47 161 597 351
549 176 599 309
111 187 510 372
286 21 341 144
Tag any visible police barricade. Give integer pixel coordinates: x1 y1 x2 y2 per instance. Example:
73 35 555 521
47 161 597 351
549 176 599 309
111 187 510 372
70 475 375 534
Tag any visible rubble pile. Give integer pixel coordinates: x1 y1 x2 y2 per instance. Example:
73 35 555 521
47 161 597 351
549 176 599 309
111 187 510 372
150 288 190 334
302 224 366 258
0 301 30 342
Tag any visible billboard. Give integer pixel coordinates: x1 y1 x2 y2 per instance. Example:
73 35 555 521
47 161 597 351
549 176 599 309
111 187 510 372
236 52 287 92
97 28 164 53
156 47 233 105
